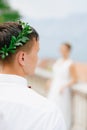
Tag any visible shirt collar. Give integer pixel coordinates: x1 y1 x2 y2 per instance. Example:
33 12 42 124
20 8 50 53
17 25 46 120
0 74 28 87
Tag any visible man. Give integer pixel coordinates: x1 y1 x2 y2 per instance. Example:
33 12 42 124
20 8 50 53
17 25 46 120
0 21 66 130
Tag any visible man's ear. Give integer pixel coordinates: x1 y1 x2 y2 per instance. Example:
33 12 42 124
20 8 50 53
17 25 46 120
17 51 25 66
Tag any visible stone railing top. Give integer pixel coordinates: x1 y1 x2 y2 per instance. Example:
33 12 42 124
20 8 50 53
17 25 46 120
35 67 52 79
35 67 87 94
72 82 87 94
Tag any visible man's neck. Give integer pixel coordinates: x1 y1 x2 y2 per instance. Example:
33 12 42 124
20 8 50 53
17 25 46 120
1 64 25 78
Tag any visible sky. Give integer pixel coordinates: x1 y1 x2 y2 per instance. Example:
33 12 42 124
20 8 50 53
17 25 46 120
9 0 87 19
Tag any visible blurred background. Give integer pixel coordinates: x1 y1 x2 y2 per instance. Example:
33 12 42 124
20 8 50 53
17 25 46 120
0 0 87 62
0 0 87 130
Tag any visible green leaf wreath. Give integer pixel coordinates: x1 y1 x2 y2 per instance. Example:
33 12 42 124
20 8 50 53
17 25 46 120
0 21 33 59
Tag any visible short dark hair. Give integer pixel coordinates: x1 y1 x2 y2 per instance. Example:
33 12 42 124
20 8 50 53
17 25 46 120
63 42 72 50
0 22 39 61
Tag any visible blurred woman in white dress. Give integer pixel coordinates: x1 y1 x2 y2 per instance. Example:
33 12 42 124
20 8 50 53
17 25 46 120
47 43 77 130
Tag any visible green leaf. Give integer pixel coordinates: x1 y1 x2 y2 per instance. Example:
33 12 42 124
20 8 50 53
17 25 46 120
12 36 16 41
1 54 5 59
10 50 15 53
0 50 4 54
15 42 23 46
6 52 8 56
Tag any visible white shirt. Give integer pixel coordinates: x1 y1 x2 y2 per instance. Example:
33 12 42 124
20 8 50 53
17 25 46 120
0 74 66 130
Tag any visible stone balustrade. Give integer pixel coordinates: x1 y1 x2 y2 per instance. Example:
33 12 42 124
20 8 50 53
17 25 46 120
72 83 87 130
27 67 87 130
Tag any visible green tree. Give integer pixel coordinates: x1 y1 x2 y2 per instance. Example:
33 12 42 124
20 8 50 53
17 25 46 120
0 0 21 23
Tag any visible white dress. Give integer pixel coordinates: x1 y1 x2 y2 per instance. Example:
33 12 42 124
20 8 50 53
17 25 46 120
47 58 73 130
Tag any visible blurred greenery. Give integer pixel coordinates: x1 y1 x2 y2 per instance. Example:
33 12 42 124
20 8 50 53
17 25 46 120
0 0 21 23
